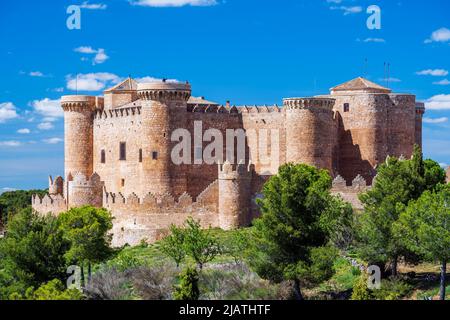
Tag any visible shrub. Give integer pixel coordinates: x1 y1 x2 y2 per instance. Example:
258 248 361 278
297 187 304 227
372 278 413 300
129 265 175 300
173 266 200 300
84 268 133 300
351 273 373 300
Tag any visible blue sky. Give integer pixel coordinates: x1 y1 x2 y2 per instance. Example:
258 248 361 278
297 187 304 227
0 0 449 191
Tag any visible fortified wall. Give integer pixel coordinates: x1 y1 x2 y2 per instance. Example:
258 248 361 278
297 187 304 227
32 76 424 246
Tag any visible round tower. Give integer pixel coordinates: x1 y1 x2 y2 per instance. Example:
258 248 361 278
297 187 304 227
61 95 102 180
218 161 253 230
415 102 425 150
284 97 335 173
137 81 191 196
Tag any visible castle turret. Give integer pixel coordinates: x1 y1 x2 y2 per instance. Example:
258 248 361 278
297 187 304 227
137 81 191 196
415 102 425 149
218 161 253 230
284 97 336 173
67 172 103 208
61 95 103 180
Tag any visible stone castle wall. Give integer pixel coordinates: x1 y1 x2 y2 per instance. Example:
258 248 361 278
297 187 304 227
32 78 422 247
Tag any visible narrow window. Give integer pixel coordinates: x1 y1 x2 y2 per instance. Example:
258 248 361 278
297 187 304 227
139 149 143 163
152 151 158 160
119 142 126 160
101 150 106 164
344 103 350 112
121 179 125 187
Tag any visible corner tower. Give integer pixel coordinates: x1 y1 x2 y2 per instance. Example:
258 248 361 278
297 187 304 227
137 81 191 196
284 97 336 173
61 95 103 180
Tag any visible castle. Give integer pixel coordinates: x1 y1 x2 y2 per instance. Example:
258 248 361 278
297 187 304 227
32 77 425 246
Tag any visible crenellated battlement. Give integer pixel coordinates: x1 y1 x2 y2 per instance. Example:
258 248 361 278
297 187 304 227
48 175 64 195
283 97 335 111
331 174 371 210
104 179 218 213
188 104 283 114
93 106 141 120
32 193 66 215
137 81 191 101
218 161 254 179
61 95 104 112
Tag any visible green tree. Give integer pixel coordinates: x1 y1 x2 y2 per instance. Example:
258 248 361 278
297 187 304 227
0 208 70 297
250 163 351 299
159 224 187 267
24 279 83 300
0 189 47 224
394 186 450 300
57 206 113 282
182 217 221 270
173 266 200 300
357 146 446 276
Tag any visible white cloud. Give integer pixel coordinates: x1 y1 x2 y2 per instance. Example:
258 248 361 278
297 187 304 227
66 73 121 91
423 117 448 124
326 0 342 3
0 141 22 147
363 38 386 43
424 27 450 43
38 122 54 130
74 46 109 65
433 79 450 86
1 187 17 193
416 69 449 77
43 138 63 144
17 128 31 134
330 6 363 15
93 48 109 65
79 2 107 10
29 71 45 77
30 98 63 118
136 76 181 83
0 102 18 123
425 94 450 110
74 46 97 54
131 0 218 7
378 77 401 83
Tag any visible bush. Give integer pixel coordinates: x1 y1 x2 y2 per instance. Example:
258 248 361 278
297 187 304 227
199 263 284 300
173 267 200 300
129 265 175 300
84 268 133 300
351 273 373 300
372 278 413 300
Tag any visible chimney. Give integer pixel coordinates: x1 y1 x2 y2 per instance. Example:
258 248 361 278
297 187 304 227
226 100 230 108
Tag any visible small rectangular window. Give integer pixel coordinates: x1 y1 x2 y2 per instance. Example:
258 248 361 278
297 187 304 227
139 149 143 163
152 151 158 160
119 142 126 160
344 103 350 112
101 150 106 164
121 179 125 187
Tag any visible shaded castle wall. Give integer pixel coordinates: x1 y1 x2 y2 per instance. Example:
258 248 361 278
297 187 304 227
331 93 415 184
